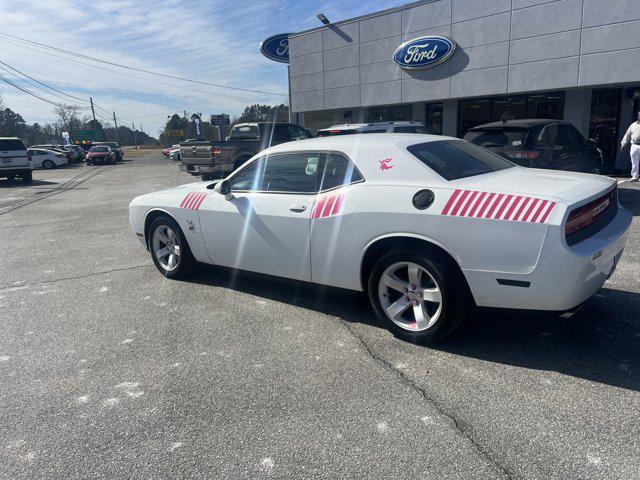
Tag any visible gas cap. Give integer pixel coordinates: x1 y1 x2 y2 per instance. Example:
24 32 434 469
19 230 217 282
412 189 435 210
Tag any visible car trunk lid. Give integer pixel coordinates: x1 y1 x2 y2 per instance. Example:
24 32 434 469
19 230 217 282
453 167 615 203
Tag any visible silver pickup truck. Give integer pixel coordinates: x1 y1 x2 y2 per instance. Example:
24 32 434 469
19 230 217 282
180 122 311 181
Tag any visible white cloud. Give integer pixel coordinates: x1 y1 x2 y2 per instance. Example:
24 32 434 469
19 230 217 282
0 0 408 135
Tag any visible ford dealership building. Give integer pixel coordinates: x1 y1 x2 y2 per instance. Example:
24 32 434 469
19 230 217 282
286 0 640 171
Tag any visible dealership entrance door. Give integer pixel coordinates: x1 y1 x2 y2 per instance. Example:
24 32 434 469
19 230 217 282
458 92 565 136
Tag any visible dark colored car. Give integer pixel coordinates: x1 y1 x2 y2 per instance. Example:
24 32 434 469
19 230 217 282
86 145 116 165
463 119 604 174
180 122 312 181
95 142 124 161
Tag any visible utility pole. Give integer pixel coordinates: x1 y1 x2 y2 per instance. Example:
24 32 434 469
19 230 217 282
132 122 137 146
112 111 119 144
90 97 99 142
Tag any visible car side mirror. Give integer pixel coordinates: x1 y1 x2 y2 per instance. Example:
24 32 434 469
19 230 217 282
213 179 234 200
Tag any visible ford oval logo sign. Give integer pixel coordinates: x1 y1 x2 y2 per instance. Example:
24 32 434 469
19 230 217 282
393 35 456 69
260 33 291 64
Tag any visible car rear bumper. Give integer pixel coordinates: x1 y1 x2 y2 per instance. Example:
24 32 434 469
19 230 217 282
0 166 32 174
464 206 632 311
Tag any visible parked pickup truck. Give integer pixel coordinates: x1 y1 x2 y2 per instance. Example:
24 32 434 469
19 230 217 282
180 122 312 180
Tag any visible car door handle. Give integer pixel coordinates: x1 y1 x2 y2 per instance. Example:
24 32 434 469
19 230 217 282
289 205 307 213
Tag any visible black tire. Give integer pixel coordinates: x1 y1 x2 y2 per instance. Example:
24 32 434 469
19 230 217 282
148 216 197 279
21 171 33 184
367 249 471 343
42 160 56 169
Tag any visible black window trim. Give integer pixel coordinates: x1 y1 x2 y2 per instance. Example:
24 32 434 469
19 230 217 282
228 150 365 195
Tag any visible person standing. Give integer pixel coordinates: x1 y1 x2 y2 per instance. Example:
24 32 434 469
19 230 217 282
621 111 640 182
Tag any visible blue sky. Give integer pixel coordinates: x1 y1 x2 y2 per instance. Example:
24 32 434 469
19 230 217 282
0 0 409 136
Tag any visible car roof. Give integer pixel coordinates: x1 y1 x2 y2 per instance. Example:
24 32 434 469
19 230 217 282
319 121 425 131
0 137 23 140
261 133 456 183
468 119 567 130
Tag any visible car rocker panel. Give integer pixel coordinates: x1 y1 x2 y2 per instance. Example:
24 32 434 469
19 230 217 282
129 134 631 340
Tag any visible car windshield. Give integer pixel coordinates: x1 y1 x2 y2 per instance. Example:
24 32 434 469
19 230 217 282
0 139 26 150
407 140 515 180
90 146 109 152
463 127 529 151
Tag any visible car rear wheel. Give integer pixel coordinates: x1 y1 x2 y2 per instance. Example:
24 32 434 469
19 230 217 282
42 160 56 169
367 250 470 343
148 216 196 279
21 172 33 184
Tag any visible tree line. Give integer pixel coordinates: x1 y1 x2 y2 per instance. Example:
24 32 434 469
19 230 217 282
0 95 157 146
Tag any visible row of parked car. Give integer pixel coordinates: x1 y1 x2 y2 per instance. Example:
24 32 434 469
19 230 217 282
173 118 605 182
0 137 125 183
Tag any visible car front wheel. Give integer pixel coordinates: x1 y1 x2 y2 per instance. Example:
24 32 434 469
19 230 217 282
148 216 196 279
368 250 470 343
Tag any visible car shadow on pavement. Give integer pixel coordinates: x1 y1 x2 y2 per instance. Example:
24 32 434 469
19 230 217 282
0 179 58 188
618 184 640 216
186 266 640 392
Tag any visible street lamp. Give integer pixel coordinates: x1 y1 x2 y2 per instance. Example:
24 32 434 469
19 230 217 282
317 13 330 25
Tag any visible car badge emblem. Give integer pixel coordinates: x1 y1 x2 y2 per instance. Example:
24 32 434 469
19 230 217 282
378 157 395 171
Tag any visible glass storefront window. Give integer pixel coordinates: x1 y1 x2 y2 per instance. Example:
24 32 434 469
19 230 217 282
425 103 443 135
589 89 621 171
458 92 565 136
367 105 413 123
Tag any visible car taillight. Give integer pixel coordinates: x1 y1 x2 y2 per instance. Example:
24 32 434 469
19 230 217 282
27 151 32 162
506 150 540 160
210 146 222 157
565 189 615 237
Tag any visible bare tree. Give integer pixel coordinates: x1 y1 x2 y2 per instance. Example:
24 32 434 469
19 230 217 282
53 104 83 135
0 94 5 110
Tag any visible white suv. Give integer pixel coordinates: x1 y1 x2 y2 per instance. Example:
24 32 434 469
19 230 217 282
0 137 32 183
316 121 431 137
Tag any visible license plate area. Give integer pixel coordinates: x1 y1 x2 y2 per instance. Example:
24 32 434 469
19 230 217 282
1 159 12 164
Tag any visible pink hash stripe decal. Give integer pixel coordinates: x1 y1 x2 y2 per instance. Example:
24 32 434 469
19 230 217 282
181 192 208 210
313 193 345 219
441 190 555 223
180 192 194 208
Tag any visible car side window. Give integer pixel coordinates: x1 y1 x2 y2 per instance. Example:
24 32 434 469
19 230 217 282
272 125 292 142
557 124 584 146
230 153 320 193
536 125 558 147
319 153 363 191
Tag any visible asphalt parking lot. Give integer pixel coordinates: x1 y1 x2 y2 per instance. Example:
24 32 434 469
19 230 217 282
1 156 639 479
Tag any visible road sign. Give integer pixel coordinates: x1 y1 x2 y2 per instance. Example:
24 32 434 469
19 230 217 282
194 118 202 137
211 114 230 126
74 130 103 142
165 130 184 136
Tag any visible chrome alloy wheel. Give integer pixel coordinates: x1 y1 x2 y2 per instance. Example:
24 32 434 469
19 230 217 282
377 261 443 331
151 225 181 272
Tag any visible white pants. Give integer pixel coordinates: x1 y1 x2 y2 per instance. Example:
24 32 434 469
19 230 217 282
632 144 640 179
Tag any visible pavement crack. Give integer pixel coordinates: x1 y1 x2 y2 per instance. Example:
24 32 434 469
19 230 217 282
336 318 517 480
0 265 153 291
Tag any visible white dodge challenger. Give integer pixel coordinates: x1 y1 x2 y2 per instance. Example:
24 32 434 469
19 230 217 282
130 134 631 342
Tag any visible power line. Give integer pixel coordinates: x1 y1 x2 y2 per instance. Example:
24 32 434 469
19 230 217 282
0 72 68 108
0 32 287 97
0 64 91 112
0 59 90 104
0 36 276 103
